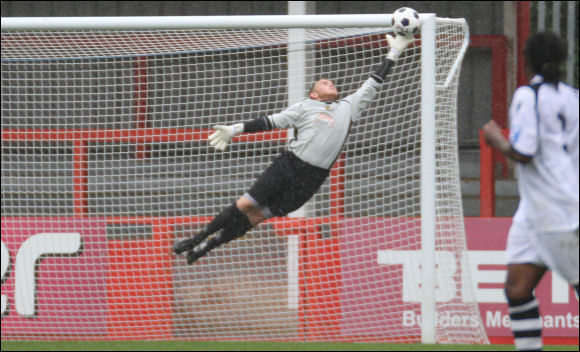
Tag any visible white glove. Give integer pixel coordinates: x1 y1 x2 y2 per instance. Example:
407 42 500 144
208 123 244 151
386 34 415 61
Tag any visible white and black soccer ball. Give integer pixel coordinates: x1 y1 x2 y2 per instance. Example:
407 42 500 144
391 7 420 37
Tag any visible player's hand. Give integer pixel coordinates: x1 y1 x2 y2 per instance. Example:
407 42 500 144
482 120 507 149
208 124 244 151
483 120 532 163
386 34 415 61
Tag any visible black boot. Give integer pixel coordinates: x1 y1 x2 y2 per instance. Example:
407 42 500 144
173 229 210 255
185 209 254 265
186 232 226 264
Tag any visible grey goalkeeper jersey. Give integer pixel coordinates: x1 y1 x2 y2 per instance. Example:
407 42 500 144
267 77 382 170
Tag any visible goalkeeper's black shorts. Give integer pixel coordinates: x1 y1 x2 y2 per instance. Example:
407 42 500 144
247 151 330 217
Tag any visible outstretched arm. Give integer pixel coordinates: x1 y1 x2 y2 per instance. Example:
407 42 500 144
208 100 303 151
371 34 415 83
208 117 275 151
346 34 416 121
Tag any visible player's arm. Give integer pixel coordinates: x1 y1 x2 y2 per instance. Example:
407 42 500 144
371 34 415 83
208 117 274 151
208 104 301 151
346 34 415 121
482 120 533 164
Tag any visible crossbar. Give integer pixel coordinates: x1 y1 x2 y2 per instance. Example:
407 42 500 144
0 14 438 31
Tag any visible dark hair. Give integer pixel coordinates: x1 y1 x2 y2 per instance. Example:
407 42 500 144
523 31 568 84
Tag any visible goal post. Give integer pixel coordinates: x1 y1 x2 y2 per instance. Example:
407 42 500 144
420 13 437 344
1 14 488 344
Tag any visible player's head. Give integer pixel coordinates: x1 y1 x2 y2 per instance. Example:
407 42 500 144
523 31 567 84
309 79 338 101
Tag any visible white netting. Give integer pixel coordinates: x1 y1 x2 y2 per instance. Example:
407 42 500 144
1 19 488 344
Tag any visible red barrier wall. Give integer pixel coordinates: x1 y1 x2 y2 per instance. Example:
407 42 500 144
1 217 578 344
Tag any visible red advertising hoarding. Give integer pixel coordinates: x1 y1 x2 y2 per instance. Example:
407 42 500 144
1 216 577 343
1 218 108 337
335 217 578 343
464 218 579 343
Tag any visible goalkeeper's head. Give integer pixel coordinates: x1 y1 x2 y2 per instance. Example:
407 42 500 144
309 79 339 102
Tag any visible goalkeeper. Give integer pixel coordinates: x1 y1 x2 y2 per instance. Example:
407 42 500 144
174 33 415 264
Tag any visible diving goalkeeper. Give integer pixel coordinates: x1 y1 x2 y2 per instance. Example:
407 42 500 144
174 33 415 264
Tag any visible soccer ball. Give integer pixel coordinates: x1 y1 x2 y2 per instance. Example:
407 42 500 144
392 7 420 37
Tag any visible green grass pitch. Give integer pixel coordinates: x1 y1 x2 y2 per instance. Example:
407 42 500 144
1 341 579 351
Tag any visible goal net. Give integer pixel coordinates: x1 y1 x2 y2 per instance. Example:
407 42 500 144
1 15 488 344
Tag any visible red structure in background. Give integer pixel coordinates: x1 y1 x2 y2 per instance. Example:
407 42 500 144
470 34 510 187
479 129 510 218
516 2 531 87
479 2 531 217
134 56 149 160
470 35 508 130
72 140 89 217
2 215 577 344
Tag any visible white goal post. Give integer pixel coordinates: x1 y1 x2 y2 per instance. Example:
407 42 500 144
1 14 487 344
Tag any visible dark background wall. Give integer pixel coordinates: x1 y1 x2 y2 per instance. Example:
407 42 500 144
1 1 504 35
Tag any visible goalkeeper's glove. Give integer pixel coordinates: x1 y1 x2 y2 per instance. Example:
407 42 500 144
386 34 415 61
208 123 244 151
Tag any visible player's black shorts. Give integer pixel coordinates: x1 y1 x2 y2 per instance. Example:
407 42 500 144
247 151 330 217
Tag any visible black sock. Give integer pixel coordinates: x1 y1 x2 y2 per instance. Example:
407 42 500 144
203 203 242 235
220 211 254 243
507 296 542 351
193 206 253 257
